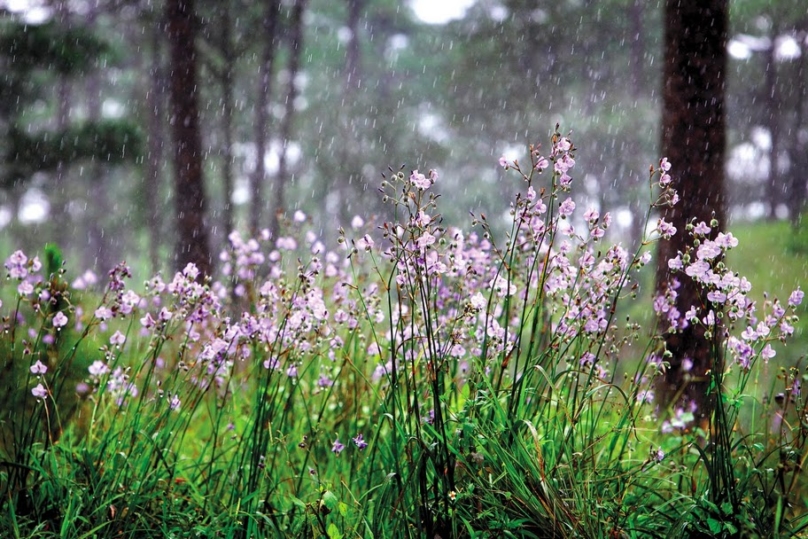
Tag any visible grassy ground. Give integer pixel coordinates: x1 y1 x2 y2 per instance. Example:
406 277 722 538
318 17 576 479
2 148 807 537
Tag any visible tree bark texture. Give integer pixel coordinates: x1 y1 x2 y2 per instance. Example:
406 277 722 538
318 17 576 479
655 0 728 422
166 0 212 277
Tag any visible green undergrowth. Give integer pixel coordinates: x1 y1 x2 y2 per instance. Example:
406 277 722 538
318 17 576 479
2 134 808 538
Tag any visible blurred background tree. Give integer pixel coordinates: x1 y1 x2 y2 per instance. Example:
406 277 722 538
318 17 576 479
0 4 142 270
0 0 804 313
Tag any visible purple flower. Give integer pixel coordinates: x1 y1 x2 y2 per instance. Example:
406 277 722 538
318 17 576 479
18 281 33 296
788 288 804 307
89 360 109 377
140 312 157 328
31 383 48 400
332 439 345 454
182 263 200 280
696 240 722 261
660 157 672 172
52 311 68 329
410 170 432 190
95 306 113 321
110 331 126 346
715 232 738 249
555 137 572 153
684 260 710 281
558 198 575 217
30 360 47 375
760 344 776 362
693 221 711 235
579 352 595 367
169 394 181 411
741 326 757 341
637 389 654 404
416 231 436 250
657 218 677 238
352 433 368 450
356 234 374 251
5 250 29 279
682 357 693 372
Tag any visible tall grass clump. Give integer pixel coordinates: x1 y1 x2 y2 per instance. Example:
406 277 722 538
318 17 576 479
1 127 807 538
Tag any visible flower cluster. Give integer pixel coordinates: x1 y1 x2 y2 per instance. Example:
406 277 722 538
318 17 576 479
659 215 801 372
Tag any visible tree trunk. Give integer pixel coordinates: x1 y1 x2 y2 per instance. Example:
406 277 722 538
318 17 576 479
146 13 166 276
83 3 114 276
765 28 780 220
789 26 807 228
655 0 728 423
336 0 365 226
166 0 212 277
249 0 281 238
51 0 71 254
219 3 235 242
344 0 363 93
269 0 307 241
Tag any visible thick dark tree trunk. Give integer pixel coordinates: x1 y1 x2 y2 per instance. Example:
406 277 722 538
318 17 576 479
249 0 281 238
166 0 212 278
655 0 728 423
269 0 307 241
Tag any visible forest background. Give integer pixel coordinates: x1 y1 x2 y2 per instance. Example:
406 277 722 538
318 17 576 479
1 0 806 281
3 1 808 536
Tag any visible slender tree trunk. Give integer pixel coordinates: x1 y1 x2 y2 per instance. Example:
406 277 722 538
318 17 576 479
337 0 365 226
629 0 644 101
765 28 780 220
83 3 114 275
166 0 212 277
624 0 648 253
345 0 363 93
270 0 307 241
51 0 71 253
219 3 235 242
789 27 807 228
655 0 728 423
146 14 165 276
249 0 281 238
